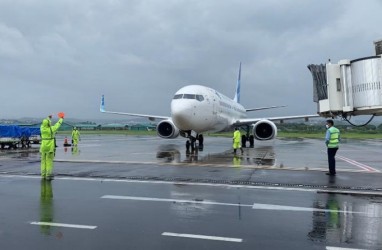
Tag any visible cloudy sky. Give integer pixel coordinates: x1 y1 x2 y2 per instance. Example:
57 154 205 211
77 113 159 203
1 0 381 121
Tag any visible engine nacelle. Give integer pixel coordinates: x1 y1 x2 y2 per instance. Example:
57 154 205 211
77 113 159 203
252 120 277 140
156 119 180 139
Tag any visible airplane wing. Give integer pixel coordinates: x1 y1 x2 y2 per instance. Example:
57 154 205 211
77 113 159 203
246 105 286 112
100 95 170 121
233 114 320 126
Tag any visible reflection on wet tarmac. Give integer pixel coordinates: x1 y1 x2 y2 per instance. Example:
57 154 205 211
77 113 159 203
308 194 382 248
2 135 381 173
156 144 181 163
156 144 276 166
71 145 80 156
0 148 39 159
40 180 53 236
169 191 214 219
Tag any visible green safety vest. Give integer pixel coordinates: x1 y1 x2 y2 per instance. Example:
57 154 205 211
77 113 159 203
233 130 241 143
40 118 63 153
327 126 340 148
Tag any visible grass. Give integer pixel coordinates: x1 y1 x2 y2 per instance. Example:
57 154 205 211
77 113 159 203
57 130 157 136
277 131 382 139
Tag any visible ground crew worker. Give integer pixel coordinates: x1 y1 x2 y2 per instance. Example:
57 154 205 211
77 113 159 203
325 119 340 176
71 127 80 146
40 112 64 180
233 127 244 155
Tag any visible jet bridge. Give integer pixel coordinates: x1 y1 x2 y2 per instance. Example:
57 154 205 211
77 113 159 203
308 39 382 122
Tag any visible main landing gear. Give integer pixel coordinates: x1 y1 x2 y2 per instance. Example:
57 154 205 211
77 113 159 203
240 125 254 148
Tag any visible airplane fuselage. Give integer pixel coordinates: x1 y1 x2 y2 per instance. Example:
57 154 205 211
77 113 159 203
171 85 247 134
100 64 318 142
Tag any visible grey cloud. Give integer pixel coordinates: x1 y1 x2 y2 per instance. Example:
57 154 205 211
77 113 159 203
0 0 381 120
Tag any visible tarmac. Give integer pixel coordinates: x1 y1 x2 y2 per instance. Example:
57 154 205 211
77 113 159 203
1 135 382 250
0 135 381 194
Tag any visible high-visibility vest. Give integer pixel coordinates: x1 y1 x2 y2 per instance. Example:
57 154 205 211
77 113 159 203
40 118 63 153
233 130 241 143
327 126 340 148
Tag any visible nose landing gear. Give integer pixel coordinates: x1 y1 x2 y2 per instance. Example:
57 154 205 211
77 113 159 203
185 132 204 152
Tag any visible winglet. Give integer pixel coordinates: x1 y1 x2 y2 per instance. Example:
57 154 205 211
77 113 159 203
233 62 241 103
100 95 105 112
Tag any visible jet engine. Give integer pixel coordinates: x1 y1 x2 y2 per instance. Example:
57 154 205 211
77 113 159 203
252 120 277 140
156 119 180 139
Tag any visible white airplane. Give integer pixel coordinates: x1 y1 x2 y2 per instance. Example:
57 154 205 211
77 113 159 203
100 64 318 149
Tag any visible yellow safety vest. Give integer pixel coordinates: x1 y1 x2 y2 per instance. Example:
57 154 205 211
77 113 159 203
328 126 340 148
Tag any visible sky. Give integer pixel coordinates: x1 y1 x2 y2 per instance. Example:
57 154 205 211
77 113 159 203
1 0 381 121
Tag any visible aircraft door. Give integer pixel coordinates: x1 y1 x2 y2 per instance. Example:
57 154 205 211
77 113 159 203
212 95 218 117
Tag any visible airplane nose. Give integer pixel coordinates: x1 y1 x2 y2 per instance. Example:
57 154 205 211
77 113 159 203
171 101 194 130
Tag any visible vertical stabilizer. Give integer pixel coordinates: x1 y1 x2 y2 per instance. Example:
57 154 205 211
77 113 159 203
233 62 241 103
100 95 105 112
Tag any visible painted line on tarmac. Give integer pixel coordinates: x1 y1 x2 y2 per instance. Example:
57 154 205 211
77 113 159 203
162 232 242 243
2 174 382 196
252 203 364 214
0 174 315 192
53 159 269 169
326 247 366 250
55 157 379 172
101 195 253 207
337 155 380 173
101 195 365 214
30 222 97 229
53 159 371 172
321 150 380 173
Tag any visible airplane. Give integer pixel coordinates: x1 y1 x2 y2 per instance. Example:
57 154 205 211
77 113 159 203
100 63 319 149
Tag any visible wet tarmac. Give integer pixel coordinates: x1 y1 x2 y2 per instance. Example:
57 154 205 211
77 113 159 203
1 135 382 249
0 135 381 192
0 174 382 250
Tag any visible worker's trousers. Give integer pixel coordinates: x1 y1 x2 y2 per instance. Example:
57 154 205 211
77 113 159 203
233 142 241 149
72 138 79 146
327 147 338 175
41 152 54 177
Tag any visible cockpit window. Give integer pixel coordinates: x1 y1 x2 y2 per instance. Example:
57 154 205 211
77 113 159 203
173 94 183 99
196 95 204 101
173 93 204 101
183 94 196 99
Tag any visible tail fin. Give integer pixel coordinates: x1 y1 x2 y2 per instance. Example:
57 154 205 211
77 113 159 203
100 95 105 112
233 62 241 103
